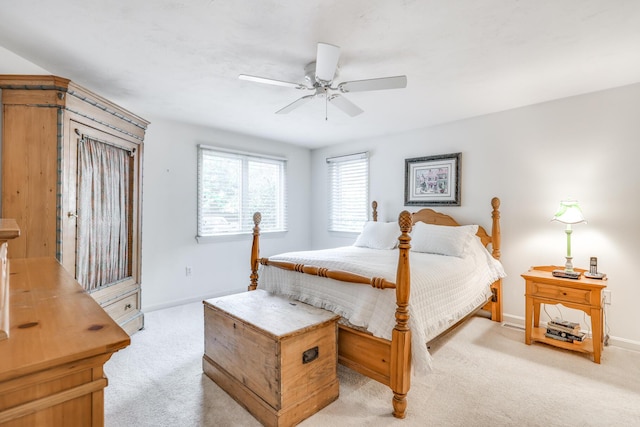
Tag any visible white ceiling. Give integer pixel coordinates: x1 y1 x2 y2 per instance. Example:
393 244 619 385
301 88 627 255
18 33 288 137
1 1 639 148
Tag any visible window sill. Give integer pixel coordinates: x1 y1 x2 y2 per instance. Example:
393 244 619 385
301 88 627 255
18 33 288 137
196 230 287 244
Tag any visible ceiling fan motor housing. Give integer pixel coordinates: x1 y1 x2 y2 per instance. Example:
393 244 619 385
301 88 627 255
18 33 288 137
304 61 338 87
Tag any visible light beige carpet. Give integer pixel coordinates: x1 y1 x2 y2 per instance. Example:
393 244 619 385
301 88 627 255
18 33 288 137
105 302 640 426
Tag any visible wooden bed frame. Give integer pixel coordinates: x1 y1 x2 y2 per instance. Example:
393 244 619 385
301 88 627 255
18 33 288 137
248 197 502 419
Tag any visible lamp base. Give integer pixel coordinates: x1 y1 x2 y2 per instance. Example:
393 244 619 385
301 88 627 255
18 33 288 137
552 269 581 279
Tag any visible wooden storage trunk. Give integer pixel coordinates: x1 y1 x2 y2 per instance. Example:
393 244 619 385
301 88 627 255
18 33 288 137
203 290 339 427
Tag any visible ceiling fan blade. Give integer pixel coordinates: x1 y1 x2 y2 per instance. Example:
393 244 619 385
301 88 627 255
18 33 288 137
338 75 407 93
315 42 340 83
328 94 364 117
239 74 308 90
276 94 315 114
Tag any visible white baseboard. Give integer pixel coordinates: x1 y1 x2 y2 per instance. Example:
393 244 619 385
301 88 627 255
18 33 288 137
502 313 640 353
607 336 640 352
142 287 247 313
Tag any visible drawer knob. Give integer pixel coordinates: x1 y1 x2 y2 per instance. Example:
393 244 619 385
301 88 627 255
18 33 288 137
125 303 132 310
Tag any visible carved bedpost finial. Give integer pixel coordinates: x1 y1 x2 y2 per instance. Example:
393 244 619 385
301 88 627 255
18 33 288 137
249 212 262 291
491 197 500 211
372 201 378 222
398 211 412 237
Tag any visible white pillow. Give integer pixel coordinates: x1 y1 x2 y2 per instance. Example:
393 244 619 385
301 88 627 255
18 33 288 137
353 221 400 250
410 222 479 257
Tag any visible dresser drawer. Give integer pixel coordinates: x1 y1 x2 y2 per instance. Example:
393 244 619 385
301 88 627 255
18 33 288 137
103 293 139 322
531 282 591 304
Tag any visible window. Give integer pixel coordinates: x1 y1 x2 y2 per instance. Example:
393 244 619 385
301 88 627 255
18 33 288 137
327 152 369 232
197 145 287 239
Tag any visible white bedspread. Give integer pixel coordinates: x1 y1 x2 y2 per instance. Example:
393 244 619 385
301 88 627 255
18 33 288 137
259 237 506 374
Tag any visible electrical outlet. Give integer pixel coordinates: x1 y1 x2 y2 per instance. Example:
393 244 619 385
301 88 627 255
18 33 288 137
185 266 192 277
603 290 611 305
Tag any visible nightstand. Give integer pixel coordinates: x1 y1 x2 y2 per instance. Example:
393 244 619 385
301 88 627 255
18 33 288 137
522 265 607 363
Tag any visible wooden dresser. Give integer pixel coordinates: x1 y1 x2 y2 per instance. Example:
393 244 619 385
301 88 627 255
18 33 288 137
0 255 130 426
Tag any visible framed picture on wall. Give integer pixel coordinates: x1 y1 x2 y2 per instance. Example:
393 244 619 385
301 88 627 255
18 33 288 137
404 152 461 206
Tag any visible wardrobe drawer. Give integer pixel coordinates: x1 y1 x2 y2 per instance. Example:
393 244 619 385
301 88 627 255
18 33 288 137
103 293 139 322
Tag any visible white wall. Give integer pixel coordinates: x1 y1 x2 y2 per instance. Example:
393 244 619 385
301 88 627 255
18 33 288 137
141 118 311 311
310 83 640 348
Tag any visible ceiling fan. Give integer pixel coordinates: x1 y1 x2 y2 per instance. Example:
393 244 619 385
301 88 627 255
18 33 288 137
239 42 407 118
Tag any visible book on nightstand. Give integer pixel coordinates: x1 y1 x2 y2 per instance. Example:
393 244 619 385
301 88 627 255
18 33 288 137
544 332 575 343
545 327 586 343
545 318 586 343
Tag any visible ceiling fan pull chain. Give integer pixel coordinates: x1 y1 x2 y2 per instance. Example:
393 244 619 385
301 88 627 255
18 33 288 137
325 89 328 121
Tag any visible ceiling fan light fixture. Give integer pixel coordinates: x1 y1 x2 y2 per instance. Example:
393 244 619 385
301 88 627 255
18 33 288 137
315 42 341 84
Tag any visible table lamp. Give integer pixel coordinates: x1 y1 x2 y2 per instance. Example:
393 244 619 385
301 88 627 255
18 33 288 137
551 198 586 279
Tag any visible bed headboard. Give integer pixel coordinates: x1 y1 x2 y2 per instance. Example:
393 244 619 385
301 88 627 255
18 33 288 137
370 198 501 260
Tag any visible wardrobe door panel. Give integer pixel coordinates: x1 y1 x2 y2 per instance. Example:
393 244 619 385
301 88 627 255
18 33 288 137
63 121 140 294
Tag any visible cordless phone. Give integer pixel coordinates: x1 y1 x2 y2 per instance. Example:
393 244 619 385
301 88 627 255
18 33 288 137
585 257 606 279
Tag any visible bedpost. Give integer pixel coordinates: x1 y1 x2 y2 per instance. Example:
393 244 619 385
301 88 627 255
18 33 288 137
490 197 502 322
249 212 262 291
391 210 412 419
491 197 501 260
372 200 378 222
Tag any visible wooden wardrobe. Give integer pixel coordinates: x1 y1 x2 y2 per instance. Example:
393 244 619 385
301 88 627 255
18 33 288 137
0 75 148 334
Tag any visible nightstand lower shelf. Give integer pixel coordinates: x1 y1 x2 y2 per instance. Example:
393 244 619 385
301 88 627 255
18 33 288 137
530 327 593 355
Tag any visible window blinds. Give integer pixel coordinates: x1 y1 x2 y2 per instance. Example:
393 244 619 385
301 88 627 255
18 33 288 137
197 146 287 237
327 152 369 232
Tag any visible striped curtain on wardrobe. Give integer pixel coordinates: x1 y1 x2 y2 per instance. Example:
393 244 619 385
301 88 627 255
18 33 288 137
76 136 131 292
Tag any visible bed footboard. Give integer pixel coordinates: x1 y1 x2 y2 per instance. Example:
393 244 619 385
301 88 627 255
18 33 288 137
248 208 414 419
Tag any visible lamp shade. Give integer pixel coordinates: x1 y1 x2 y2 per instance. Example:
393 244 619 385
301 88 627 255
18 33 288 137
552 199 586 224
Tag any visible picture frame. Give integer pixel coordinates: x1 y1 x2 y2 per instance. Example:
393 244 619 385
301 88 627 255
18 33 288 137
404 152 461 206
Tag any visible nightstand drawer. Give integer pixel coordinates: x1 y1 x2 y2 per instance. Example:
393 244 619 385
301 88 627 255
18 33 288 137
530 282 590 304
